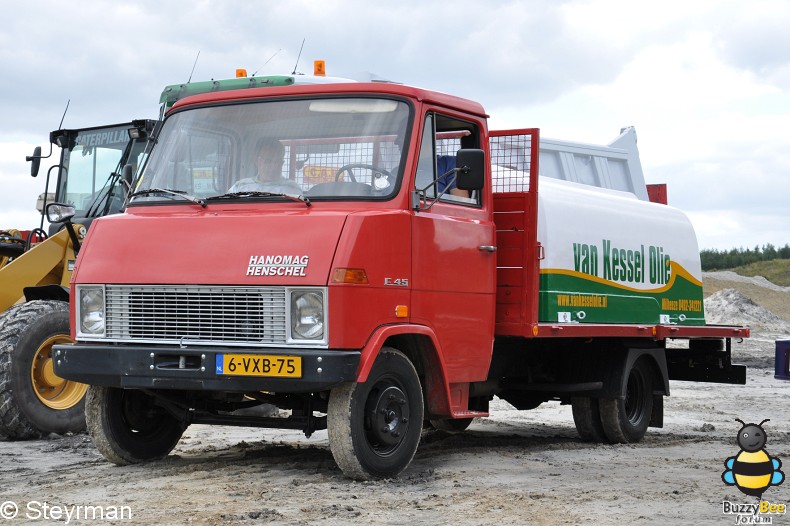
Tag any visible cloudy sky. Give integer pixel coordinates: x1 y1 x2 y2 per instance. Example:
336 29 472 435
1 0 788 250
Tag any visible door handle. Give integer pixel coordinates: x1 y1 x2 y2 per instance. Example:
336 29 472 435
478 245 497 252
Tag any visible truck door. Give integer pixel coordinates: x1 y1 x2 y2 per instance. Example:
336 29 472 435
411 113 496 383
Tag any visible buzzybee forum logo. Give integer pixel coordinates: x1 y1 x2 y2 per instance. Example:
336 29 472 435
722 419 784 498
720 419 786 523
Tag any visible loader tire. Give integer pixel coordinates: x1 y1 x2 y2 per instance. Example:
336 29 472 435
0 301 87 439
86 386 186 465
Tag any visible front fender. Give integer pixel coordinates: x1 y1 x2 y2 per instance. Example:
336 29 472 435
356 324 453 416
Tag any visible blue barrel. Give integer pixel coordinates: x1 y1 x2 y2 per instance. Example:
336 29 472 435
776 340 790 380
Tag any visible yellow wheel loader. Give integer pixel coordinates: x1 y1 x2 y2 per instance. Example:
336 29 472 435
0 120 155 438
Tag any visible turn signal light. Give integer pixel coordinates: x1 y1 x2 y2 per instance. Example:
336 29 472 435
395 305 408 318
331 268 369 284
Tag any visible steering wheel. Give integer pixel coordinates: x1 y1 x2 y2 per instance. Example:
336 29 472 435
335 163 392 183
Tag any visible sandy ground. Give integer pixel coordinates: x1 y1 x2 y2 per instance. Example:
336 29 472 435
1 273 789 525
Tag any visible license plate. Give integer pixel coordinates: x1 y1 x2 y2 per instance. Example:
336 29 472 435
215 354 302 378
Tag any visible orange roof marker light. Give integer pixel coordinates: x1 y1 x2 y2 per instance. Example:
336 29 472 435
236 68 247 78
314 60 326 77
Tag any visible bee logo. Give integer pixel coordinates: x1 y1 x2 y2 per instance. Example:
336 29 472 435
722 419 784 498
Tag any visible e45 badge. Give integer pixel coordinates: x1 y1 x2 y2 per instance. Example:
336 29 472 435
384 278 409 287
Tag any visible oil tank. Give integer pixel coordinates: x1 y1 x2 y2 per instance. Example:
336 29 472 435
537 178 704 325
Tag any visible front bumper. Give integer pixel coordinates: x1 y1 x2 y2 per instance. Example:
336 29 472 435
52 343 360 393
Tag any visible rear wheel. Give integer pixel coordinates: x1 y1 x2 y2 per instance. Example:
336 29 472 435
599 358 654 443
571 397 606 442
0 301 87 439
86 386 186 465
328 347 423 479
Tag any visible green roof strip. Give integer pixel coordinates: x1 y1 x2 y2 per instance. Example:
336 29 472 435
159 76 296 107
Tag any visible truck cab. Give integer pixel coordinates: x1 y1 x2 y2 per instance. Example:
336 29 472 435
56 82 497 477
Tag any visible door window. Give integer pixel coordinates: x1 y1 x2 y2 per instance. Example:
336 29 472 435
414 113 480 206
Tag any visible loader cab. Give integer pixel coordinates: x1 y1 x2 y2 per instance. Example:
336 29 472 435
42 120 156 235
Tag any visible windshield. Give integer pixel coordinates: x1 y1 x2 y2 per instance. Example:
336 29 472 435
58 125 149 217
132 97 411 203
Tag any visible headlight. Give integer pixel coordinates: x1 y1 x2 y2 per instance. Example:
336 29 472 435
290 289 325 342
77 286 105 337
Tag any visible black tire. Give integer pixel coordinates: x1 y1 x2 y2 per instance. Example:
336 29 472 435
571 397 606 442
328 347 424 480
599 358 654 443
86 386 186 465
429 417 474 432
0 301 87 439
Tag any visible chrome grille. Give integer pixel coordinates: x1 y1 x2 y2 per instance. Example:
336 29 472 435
104 285 287 345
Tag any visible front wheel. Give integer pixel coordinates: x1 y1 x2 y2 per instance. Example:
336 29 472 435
598 358 654 443
86 386 186 465
328 347 424 479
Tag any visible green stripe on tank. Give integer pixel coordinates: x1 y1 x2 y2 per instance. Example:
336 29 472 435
539 262 705 325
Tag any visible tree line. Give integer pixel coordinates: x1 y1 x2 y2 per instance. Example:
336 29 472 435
700 244 790 270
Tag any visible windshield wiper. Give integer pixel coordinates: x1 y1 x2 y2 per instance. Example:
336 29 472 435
129 188 206 208
207 191 311 207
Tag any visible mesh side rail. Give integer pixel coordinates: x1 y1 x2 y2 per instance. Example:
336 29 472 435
491 129 541 332
490 131 535 193
433 129 535 193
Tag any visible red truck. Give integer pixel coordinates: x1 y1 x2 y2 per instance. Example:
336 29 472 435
54 79 749 479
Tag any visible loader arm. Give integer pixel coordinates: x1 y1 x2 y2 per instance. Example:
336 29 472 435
0 228 77 313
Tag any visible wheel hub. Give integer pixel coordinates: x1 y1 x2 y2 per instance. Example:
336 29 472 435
121 391 166 432
30 335 88 410
366 385 410 450
41 358 63 387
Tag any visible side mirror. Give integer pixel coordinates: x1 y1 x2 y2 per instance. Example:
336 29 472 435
45 202 76 223
45 202 81 255
455 149 485 191
27 146 42 177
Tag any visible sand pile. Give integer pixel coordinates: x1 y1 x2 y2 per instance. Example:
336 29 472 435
705 270 790 293
704 287 790 331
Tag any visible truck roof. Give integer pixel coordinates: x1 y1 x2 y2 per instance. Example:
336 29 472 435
168 81 489 119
